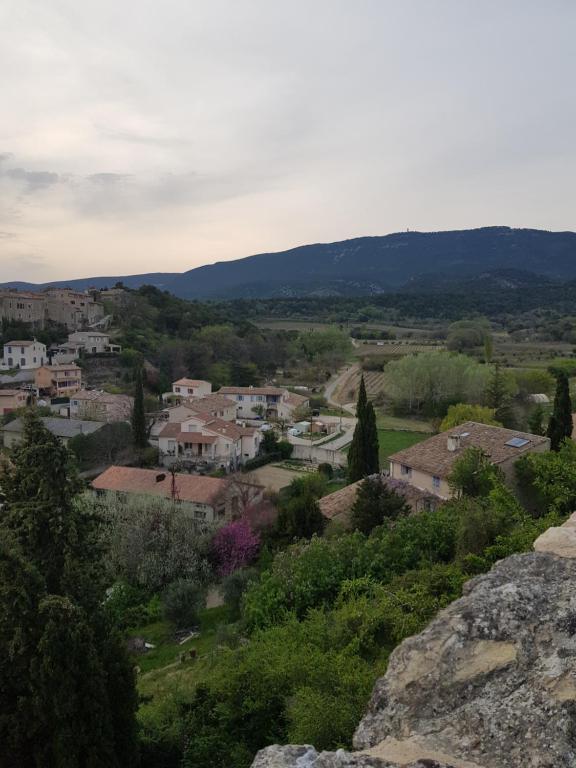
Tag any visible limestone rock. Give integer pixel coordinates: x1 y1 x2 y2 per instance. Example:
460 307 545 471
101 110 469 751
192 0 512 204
533 512 576 557
252 553 576 768
353 552 576 767
251 744 454 767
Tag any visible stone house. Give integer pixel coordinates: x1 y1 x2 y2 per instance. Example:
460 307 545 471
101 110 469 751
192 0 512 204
0 291 45 327
169 378 212 400
69 390 134 422
91 465 264 524
388 421 550 500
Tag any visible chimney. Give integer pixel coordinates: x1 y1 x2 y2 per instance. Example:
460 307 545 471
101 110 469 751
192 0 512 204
447 435 461 452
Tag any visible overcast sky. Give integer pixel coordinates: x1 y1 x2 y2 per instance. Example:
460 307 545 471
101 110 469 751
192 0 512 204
1 0 575 282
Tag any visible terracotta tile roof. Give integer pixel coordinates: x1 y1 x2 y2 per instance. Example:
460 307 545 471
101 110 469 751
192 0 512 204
184 394 237 412
176 432 217 444
39 364 82 372
173 378 211 387
4 339 38 346
73 389 133 406
218 386 284 396
0 389 26 397
202 417 244 441
319 475 440 523
92 465 229 505
159 422 183 438
388 421 549 478
285 391 309 407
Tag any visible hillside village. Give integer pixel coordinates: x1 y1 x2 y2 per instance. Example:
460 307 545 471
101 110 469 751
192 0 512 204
4 282 576 767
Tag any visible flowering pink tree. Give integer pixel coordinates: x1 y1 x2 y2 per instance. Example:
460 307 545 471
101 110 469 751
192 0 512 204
212 518 261 577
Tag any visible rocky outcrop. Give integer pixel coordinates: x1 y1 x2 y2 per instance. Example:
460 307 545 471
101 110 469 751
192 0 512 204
252 550 576 768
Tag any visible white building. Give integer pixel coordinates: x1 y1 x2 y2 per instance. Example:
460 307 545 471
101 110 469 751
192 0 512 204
158 413 262 471
68 331 121 355
169 378 212 400
1 339 47 370
218 386 309 420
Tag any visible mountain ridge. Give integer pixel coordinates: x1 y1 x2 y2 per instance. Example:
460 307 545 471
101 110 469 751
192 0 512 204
3 226 576 299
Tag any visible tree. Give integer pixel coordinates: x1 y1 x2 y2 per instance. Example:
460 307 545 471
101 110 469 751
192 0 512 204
347 377 379 482
440 403 501 432
350 476 410 534
485 365 515 428
0 413 138 767
131 365 148 450
162 580 206 628
527 404 545 436
211 519 261 577
96 491 213 591
276 486 326 539
448 446 501 498
547 371 573 451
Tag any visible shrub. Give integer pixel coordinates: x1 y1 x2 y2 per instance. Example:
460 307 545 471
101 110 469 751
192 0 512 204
162 580 205 628
317 463 333 479
242 453 280 472
222 567 259 621
277 441 294 460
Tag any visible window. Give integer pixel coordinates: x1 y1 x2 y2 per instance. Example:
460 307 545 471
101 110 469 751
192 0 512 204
400 464 412 477
194 509 206 520
433 475 440 489
20 358 25 367
506 437 530 448
174 386 180 392
238 395 244 401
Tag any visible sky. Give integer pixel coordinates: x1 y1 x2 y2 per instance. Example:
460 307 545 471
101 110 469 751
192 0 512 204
1 0 575 283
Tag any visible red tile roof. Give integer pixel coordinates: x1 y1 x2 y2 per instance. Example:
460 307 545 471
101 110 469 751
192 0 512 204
218 386 284 396
92 466 229 505
176 433 217 444
173 378 211 387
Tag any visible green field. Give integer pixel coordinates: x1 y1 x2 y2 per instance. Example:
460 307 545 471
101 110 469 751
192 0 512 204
377 429 431 464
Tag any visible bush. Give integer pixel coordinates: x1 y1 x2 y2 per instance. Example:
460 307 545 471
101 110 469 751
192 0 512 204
242 453 280 472
317 463 333 479
162 580 205 628
277 441 294 460
212 520 261 577
222 567 259 621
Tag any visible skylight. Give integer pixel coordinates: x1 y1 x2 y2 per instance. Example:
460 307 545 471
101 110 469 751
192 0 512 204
506 437 530 448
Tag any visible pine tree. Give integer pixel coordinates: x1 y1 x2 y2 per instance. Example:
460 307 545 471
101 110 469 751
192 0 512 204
131 365 148 450
547 372 573 451
350 476 409 534
0 413 138 767
348 376 379 481
485 365 514 428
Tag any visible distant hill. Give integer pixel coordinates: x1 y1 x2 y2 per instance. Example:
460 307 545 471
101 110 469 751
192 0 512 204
3 227 576 299
0 273 180 293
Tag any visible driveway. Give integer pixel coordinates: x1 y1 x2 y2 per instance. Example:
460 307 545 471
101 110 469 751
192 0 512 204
246 464 308 493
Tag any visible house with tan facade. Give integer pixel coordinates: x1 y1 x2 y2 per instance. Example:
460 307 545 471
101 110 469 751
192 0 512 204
217 386 309 420
388 422 550 500
169 378 212 400
69 390 133 422
92 465 264 524
0 389 29 415
158 413 262 471
1 339 47 370
35 364 83 397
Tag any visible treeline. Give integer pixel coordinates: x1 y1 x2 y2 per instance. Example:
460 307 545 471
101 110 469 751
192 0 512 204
227 282 576 324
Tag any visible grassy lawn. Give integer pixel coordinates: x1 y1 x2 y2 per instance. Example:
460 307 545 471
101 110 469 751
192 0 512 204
322 479 349 496
130 605 228 690
377 429 431 464
375 411 434 432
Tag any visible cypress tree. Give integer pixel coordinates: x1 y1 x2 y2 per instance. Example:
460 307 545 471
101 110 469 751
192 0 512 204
0 413 138 767
348 376 379 481
364 401 380 475
132 365 148 450
547 372 573 451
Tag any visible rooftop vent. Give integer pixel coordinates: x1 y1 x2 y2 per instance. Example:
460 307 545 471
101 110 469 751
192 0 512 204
447 435 462 452
155 473 166 483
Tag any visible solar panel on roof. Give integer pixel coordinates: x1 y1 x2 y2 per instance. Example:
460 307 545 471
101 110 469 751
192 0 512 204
506 437 530 448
